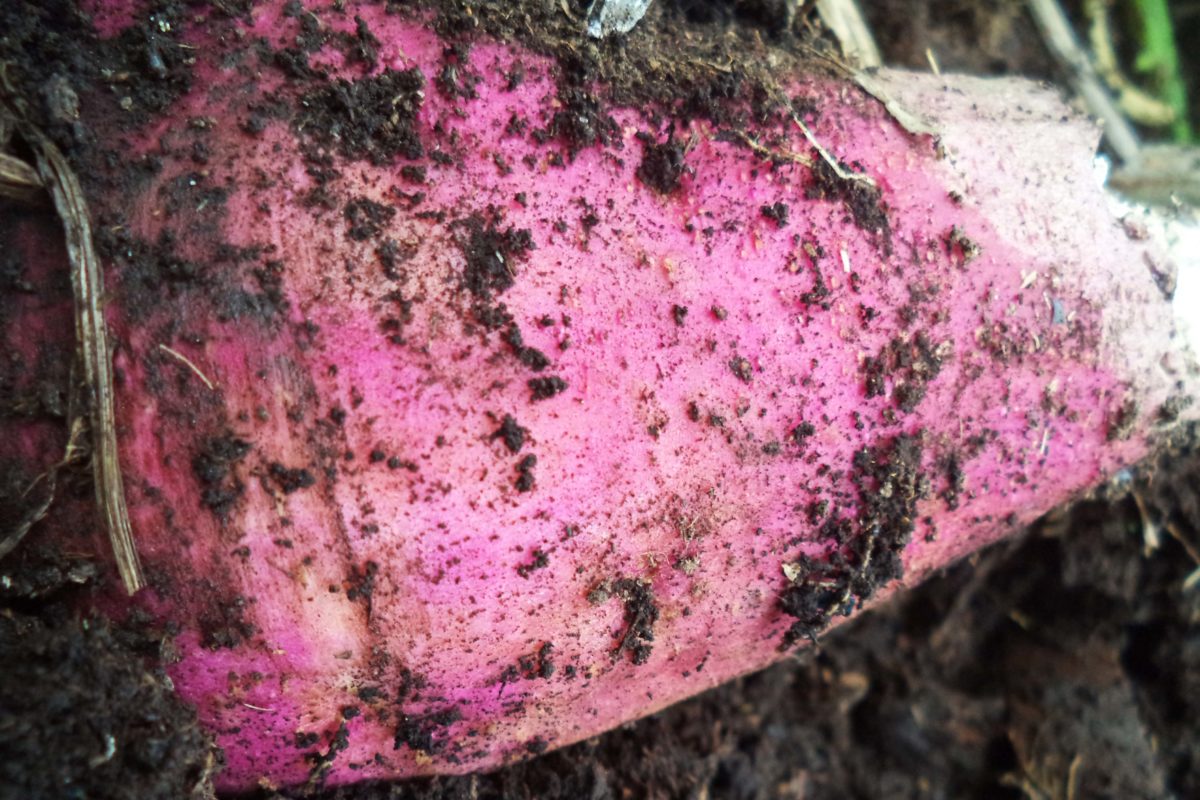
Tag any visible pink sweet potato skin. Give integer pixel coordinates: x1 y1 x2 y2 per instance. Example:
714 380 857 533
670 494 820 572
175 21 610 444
2 0 1195 790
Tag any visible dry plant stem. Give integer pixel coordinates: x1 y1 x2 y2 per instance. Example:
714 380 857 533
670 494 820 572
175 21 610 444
1026 0 1141 164
1 109 145 593
730 130 813 166
35 136 145 594
815 0 882 68
0 482 54 560
0 151 45 204
849 70 939 137
0 417 86 561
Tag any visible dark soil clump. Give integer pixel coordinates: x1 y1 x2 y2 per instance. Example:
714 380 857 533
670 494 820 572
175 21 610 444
394 707 463 756
492 414 528 453
514 453 538 492
199 593 258 650
806 156 891 238
528 375 568 402
610 577 660 665
0 596 217 799
458 216 535 301
295 69 426 166
636 136 689 194
760 201 789 226
549 86 619 155
780 434 925 647
192 434 252 519
268 462 317 494
344 198 397 243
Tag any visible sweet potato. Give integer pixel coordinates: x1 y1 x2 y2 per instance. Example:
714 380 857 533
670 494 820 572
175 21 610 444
1 0 1195 792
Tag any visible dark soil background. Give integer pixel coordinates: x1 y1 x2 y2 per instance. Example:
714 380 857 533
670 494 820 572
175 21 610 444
3 1 1199 799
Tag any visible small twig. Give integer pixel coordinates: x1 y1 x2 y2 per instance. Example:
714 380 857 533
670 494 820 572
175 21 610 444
1164 521 1200 565
158 343 216 390
788 107 877 188
925 47 942 77
1066 754 1083 800
729 130 813 167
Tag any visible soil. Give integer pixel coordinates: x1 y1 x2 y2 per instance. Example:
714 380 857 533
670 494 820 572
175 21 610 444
3 1 1200 799
0 554 219 798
